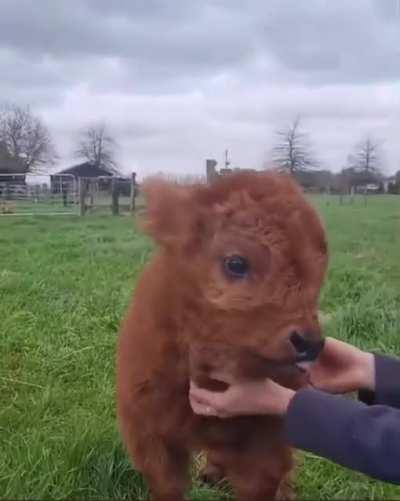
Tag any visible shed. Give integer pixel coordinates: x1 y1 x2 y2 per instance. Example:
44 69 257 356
50 162 115 193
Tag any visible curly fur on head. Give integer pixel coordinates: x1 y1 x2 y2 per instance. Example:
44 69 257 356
140 171 327 353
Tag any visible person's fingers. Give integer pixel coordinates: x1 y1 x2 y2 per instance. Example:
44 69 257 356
189 382 212 400
323 337 336 348
189 383 223 408
189 381 212 400
309 356 338 378
323 337 343 349
189 389 222 416
189 392 207 407
318 337 345 359
310 373 355 393
190 399 218 416
309 369 333 384
207 369 235 384
323 337 355 359
189 389 209 409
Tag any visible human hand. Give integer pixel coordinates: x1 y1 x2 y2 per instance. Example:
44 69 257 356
189 371 295 418
309 337 375 394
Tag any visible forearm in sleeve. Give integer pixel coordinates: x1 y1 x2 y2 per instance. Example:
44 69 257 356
359 354 400 408
286 388 400 484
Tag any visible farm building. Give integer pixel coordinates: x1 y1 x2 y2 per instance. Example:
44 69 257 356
50 162 115 193
206 158 256 183
50 162 134 196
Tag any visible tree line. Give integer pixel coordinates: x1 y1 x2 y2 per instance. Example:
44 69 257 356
1 102 398 193
271 115 396 193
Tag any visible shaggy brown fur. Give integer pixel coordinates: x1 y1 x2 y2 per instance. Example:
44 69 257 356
116 171 328 501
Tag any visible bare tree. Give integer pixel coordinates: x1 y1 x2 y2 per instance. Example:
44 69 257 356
347 135 383 177
272 116 318 174
339 136 384 200
75 123 119 174
0 103 57 172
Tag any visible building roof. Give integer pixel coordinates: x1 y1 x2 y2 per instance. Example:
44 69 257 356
53 162 114 178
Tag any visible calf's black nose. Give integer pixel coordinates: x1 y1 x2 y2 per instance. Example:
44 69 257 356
289 331 325 362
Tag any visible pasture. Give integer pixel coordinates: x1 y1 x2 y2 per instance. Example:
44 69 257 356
1 195 400 500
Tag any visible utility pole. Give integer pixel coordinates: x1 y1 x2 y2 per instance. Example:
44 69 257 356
224 149 231 169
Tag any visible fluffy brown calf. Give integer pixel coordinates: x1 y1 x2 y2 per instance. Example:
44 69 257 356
116 171 328 501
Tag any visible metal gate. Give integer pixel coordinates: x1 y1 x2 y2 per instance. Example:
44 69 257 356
0 173 78 216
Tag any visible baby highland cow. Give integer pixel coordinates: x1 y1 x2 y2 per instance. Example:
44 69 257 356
117 171 328 501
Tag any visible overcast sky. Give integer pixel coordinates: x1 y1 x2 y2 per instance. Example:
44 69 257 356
1 0 399 177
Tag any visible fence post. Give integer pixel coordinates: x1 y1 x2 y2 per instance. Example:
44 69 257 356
34 185 40 203
62 184 68 207
130 172 137 213
111 177 119 216
79 177 87 216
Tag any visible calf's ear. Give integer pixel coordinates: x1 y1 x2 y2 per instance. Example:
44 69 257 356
140 178 206 252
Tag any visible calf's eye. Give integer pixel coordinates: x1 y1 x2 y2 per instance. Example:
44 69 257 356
223 255 249 278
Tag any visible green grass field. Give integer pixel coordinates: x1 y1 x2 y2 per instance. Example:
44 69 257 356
1 195 400 500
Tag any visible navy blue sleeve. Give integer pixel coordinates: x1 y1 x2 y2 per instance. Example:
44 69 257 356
359 354 400 408
285 389 400 484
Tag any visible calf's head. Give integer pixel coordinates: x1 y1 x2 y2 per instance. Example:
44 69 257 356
142 172 328 379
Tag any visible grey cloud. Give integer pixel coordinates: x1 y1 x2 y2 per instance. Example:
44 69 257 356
251 1 400 84
0 49 71 89
0 1 255 71
1 0 397 85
